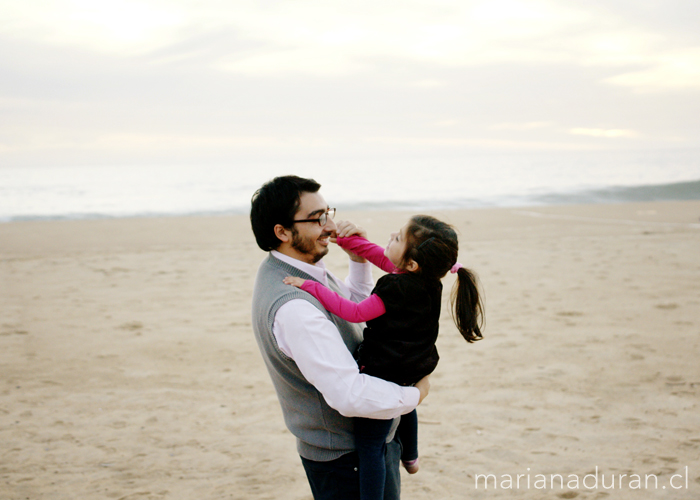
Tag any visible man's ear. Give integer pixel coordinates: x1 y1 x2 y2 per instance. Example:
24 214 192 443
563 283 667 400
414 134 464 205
274 224 291 243
405 259 419 273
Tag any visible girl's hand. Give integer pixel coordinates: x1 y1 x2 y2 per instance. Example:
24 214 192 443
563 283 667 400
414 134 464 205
333 220 368 241
332 220 368 263
283 276 306 288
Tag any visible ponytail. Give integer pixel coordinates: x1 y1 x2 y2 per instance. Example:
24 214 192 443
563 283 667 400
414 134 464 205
400 214 484 342
450 266 484 343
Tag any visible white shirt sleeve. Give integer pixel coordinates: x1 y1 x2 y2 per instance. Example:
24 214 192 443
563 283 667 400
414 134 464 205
273 299 420 419
344 260 374 302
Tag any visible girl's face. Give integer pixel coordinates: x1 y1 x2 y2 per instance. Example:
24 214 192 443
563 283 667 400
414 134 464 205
384 222 410 267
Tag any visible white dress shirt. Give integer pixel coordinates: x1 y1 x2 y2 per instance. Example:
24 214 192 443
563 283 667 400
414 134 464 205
271 250 420 419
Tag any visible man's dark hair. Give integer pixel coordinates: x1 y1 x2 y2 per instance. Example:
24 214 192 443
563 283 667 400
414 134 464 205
250 175 322 251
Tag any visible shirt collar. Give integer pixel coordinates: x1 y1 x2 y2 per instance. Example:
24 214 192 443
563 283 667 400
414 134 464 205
271 250 329 286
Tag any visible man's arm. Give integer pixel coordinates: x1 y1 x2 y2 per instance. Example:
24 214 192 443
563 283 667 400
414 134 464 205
273 300 420 419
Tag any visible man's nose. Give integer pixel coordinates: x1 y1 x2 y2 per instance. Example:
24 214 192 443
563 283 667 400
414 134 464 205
324 216 337 232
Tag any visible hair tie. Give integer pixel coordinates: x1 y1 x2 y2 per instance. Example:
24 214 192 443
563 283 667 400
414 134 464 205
450 262 463 274
417 236 435 250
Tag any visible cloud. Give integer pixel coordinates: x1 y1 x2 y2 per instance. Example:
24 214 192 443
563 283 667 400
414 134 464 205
2 0 697 88
603 47 700 91
569 128 639 138
204 0 590 74
214 47 368 77
489 122 554 131
409 79 448 88
1 0 699 166
365 135 588 150
1 0 186 55
0 1 607 70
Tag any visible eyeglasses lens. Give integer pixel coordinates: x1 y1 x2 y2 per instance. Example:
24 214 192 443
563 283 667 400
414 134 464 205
319 208 336 226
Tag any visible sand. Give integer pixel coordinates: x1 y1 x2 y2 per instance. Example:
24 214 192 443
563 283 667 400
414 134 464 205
1 201 699 499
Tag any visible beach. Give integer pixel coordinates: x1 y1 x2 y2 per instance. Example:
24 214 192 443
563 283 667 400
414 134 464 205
1 200 699 499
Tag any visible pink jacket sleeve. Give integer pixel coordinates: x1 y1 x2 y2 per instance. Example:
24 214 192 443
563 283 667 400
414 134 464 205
300 280 386 323
336 235 397 274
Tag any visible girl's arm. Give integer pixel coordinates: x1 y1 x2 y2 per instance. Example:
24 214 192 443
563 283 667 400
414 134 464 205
283 277 386 323
336 235 397 274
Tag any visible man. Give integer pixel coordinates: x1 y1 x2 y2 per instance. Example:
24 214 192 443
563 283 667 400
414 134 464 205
250 175 429 499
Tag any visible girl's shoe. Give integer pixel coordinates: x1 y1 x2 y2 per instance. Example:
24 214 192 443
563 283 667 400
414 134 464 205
402 458 419 474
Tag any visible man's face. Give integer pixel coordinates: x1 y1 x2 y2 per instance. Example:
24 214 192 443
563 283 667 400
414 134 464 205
289 192 336 264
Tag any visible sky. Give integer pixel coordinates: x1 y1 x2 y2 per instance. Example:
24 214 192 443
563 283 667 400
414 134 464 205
1 0 699 169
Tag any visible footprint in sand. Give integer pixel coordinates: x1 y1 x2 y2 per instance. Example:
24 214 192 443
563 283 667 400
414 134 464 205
0 323 29 336
119 321 143 331
665 376 686 387
655 303 679 310
556 311 584 317
557 492 579 499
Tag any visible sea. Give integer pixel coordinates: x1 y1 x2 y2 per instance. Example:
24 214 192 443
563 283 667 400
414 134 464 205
2 148 700 222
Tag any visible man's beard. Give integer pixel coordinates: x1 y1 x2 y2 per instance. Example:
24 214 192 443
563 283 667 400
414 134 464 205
291 228 330 263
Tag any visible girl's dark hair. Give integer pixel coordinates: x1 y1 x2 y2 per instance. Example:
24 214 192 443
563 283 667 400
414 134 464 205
250 175 321 251
402 215 483 343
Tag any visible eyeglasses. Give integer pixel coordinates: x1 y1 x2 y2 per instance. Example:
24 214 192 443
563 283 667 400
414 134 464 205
292 208 336 227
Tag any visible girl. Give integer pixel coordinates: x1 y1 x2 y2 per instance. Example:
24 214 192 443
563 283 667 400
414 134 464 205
284 215 483 500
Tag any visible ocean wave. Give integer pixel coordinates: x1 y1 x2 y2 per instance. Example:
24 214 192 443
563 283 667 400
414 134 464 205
338 179 700 212
2 178 699 223
531 178 700 205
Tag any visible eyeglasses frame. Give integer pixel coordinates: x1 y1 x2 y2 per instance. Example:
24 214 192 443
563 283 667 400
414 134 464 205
291 208 336 227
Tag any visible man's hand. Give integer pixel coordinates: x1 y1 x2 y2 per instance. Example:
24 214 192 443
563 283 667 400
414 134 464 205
332 220 368 263
415 375 430 404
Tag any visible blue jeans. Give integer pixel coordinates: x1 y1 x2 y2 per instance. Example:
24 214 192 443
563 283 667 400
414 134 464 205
397 410 418 463
354 411 418 500
300 435 402 500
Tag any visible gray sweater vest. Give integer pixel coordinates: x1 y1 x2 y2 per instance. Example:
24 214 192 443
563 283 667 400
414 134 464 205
251 253 365 461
